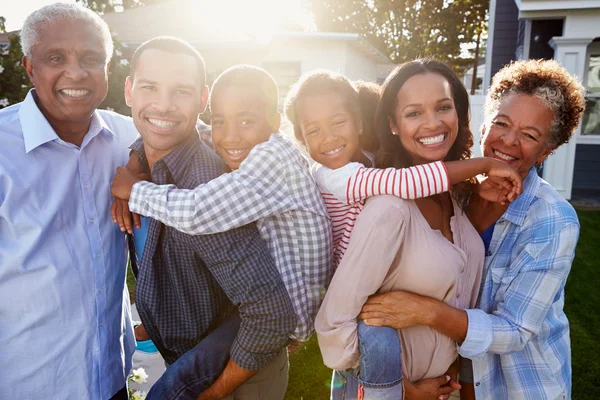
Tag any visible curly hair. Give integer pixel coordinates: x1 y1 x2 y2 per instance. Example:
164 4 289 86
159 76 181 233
485 59 586 147
284 70 381 152
374 59 474 208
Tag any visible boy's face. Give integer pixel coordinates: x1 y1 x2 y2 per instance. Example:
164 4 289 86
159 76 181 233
211 85 279 170
125 48 208 160
295 91 363 169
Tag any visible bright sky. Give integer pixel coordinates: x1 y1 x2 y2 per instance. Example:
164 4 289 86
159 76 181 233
1 0 313 33
2 0 77 31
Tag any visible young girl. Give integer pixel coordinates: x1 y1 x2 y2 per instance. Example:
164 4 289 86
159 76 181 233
284 69 521 399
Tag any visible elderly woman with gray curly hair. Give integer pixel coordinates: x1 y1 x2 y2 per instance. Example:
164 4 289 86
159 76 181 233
357 59 585 400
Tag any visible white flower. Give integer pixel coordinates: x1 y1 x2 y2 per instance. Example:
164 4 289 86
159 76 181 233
131 390 147 400
0 98 9 107
1 49 8 56
115 49 123 57
0 65 4 74
129 367 148 384
105 106 114 111
21 84 28 88
119 59 129 66
14 61 20 67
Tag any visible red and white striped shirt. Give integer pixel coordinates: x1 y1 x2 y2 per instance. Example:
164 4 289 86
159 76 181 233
312 160 450 269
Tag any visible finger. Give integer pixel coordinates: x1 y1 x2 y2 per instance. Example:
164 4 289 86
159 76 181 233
123 206 133 234
133 212 142 230
362 318 387 327
111 199 118 223
115 200 127 232
436 375 451 387
437 385 455 395
447 379 462 390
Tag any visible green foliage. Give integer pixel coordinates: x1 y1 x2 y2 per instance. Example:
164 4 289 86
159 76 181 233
284 209 600 399
100 37 132 115
0 34 32 109
0 14 130 113
310 0 488 72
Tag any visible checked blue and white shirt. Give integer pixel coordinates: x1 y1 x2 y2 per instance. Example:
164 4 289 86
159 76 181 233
130 132 333 342
459 168 579 400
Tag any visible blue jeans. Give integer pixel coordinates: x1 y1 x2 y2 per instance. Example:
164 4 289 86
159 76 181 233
146 311 241 400
331 321 403 400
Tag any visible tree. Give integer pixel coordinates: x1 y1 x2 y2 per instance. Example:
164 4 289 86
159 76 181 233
309 0 488 72
0 19 32 109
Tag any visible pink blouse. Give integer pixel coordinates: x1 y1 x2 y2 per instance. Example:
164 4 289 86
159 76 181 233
315 195 484 382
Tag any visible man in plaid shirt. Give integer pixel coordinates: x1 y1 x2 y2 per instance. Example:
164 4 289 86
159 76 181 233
113 61 332 396
112 38 299 399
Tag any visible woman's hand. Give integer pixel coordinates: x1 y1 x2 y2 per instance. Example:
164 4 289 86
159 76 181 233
405 375 461 400
359 291 434 330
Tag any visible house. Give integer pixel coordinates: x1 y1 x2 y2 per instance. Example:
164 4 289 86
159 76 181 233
101 0 393 104
484 0 600 200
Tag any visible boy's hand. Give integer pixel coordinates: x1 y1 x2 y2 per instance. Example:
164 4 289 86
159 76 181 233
110 197 141 234
111 167 142 201
483 159 523 203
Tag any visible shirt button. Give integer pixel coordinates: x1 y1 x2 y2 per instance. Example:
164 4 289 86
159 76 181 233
486 251 492 257
90 218 95 224
99 288 103 293
99 322 104 327
95 251 101 258
476 382 481 387
460 269 465 274
456 293 461 298
84 184 89 190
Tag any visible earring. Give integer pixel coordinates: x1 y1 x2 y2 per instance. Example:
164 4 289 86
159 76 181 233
391 131 397 136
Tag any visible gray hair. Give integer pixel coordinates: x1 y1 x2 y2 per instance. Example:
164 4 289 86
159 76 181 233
20 2 113 62
483 59 585 148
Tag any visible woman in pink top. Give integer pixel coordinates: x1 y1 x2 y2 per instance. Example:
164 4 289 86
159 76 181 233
315 59 485 400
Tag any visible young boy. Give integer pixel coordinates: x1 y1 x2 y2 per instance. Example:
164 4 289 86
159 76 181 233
111 67 334 396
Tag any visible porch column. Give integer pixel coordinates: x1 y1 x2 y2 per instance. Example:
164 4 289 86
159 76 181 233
544 37 593 199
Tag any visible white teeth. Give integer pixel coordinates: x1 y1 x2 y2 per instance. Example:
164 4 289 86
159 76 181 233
61 89 89 98
324 146 345 156
494 150 516 161
148 118 177 128
226 149 246 157
419 134 445 145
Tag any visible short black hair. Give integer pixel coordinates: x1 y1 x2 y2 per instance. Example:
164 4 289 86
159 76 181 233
209 65 279 115
129 36 206 86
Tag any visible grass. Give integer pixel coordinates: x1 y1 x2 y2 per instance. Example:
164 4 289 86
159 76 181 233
284 209 600 400
127 210 600 399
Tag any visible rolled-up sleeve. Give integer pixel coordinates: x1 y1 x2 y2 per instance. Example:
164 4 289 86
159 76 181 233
194 221 297 370
459 222 579 359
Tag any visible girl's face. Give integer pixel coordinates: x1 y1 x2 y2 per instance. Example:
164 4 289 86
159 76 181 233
295 90 363 169
390 72 459 165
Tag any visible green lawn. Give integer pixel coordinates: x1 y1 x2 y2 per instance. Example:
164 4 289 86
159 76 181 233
128 210 600 399
285 209 600 399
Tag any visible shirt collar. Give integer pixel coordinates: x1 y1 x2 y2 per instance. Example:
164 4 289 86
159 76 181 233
19 89 116 153
502 167 541 226
155 129 202 184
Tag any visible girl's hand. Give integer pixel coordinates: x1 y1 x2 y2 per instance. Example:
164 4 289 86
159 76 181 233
482 159 523 203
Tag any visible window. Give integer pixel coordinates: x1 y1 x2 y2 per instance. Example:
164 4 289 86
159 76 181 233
582 54 600 135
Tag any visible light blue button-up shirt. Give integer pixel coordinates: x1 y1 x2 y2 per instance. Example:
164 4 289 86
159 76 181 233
458 168 579 400
0 91 137 399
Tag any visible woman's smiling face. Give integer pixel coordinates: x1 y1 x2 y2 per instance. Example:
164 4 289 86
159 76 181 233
390 72 459 165
482 94 555 178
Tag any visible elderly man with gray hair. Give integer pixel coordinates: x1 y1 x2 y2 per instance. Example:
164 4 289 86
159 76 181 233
0 3 137 399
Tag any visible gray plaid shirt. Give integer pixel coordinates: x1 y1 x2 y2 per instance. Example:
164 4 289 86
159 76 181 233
130 132 333 341
132 132 296 370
